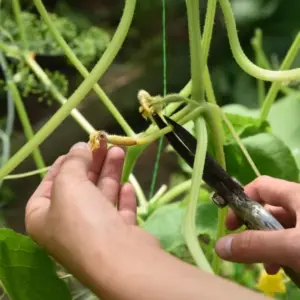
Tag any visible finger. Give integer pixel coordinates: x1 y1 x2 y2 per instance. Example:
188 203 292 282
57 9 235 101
226 205 296 231
30 155 66 200
26 155 66 238
215 228 299 267
264 204 296 229
264 263 281 275
226 208 243 231
245 176 300 212
97 147 125 205
58 142 92 182
118 183 137 225
88 134 108 184
25 197 50 246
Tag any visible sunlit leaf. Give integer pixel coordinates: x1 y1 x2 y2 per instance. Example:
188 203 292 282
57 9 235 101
224 133 299 185
222 103 259 117
268 94 300 171
222 111 270 144
143 201 218 252
0 229 71 300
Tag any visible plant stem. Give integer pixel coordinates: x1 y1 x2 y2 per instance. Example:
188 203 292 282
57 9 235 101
202 0 217 66
148 184 168 211
0 0 136 180
251 29 271 69
251 29 266 107
121 144 148 183
129 174 148 210
0 52 46 175
260 33 300 121
220 109 261 177
156 179 192 207
33 0 134 137
0 130 10 183
8 82 46 172
251 30 297 97
12 0 28 50
204 105 226 167
9 0 46 173
187 4 228 271
203 69 217 104
180 0 217 103
184 0 213 273
186 0 205 103
0 80 16 186
204 104 227 274
3 167 49 180
24 53 95 134
219 0 300 82
180 81 192 98
0 42 96 134
183 117 213 273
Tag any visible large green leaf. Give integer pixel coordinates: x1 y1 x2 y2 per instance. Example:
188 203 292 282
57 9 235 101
224 133 299 185
268 94 300 170
222 103 260 118
143 201 218 252
0 228 71 300
174 108 269 174
222 112 270 144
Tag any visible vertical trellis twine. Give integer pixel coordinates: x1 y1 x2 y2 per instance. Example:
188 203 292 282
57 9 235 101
148 0 167 200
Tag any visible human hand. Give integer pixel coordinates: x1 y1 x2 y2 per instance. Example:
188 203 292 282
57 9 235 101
25 140 158 281
215 176 300 274
25 141 270 300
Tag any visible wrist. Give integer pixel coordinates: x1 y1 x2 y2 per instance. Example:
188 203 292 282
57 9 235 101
71 226 160 298
60 226 268 300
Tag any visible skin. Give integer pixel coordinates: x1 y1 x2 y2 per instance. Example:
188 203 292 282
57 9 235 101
25 141 300 299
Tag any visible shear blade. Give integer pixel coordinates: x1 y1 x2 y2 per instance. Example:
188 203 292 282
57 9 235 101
152 113 243 201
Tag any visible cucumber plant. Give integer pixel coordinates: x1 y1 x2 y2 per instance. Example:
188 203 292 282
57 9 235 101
0 0 300 299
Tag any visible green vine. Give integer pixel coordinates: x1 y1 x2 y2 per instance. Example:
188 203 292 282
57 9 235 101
0 52 46 175
11 0 28 50
219 0 300 82
259 33 300 121
0 0 136 180
183 116 213 273
32 0 134 137
184 0 213 272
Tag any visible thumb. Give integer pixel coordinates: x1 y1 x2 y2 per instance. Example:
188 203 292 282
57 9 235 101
215 229 299 268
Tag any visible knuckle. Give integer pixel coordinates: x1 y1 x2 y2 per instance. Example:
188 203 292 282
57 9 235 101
277 230 300 268
55 172 69 186
62 152 77 166
254 175 273 188
57 155 65 162
101 176 119 190
232 231 257 256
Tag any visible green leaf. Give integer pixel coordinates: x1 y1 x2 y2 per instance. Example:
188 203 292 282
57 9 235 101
0 228 71 300
224 133 299 185
222 103 259 118
222 112 270 144
268 94 300 170
143 201 218 252
175 105 270 175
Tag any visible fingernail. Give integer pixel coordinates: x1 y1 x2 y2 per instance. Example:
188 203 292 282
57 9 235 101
70 142 89 151
215 236 233 258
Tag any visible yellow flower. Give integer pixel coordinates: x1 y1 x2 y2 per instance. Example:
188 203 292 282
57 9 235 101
256 269 286 297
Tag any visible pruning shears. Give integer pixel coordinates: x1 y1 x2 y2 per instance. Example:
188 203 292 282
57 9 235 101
152 112 300 288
